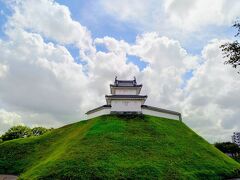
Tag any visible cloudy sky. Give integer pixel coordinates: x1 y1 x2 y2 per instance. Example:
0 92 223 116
0 0 239 143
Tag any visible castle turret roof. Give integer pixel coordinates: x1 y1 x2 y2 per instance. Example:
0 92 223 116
110 77 142 87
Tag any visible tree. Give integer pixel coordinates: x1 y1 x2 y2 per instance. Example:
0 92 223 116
1 125 32 141
1 125 53 142
31 127 49 136
214 142 240 157
220 20 240 73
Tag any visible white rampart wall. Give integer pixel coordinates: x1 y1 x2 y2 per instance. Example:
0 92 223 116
86 108 111 119
86 105 181 121
111 100 142 112
115 89 137 95
142 108 180 120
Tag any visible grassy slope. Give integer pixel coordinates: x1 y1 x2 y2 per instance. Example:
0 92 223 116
0 115 239 179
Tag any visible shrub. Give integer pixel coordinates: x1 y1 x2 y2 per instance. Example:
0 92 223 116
1 125 32 141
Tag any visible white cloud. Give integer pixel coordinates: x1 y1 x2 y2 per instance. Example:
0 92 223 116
6 0 94 53
182 39 240 142
98 0 240 32
0 109 21 126
164 0 240 31
127 33 194 108
0 109 22 134
98 0 154 23
97 0 164 31
0 28 89 122
0 64 8 78
95 36 130 54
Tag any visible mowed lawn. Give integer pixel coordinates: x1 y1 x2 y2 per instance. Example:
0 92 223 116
0 115 239 179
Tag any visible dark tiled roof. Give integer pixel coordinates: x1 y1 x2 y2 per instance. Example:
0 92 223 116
110 84 142 87
141 105 181 116
86 105 111 114
106 95 147 99
112 77 141 87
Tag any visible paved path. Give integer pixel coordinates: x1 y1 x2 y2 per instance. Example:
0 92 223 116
0 175 18 180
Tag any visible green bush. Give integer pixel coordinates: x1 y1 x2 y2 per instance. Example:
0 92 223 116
1 125 32 141
1 125 52 142
31 127 49 136
215 142 240 157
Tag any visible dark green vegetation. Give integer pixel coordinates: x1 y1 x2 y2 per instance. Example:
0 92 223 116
0 125 51 141
215 142 240 163
220 19 240 73
1 125 32 141
0 115 239 179
215 142 240 157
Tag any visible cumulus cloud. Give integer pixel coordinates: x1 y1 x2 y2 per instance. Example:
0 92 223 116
99 0 240 32
127 33 197 108
98 0 154 23
97 0 164 31
0 28 90 123
0 64 8 78
6 0 94 53
0 0 95 129
0 109 22 134
182 39 240 142
164 0 240 31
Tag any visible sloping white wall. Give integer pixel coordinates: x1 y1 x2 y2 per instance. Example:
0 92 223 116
86 108 111 119
86 105 181 121
142 108 180 120
111 100 142 112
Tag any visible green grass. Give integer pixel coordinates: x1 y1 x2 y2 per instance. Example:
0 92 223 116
0 115 239 179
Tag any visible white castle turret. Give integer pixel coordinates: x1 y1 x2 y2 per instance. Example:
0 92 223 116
105 77 147 113
86 77 181 121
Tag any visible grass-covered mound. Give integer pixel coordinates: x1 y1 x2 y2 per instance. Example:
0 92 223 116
0 115 239 179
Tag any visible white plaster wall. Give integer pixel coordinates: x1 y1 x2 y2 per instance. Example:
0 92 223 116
115 89 137 95
87 108 111 119
142 108 180 120
111 100 142 112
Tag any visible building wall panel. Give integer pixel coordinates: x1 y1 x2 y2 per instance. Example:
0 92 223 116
86 108 111 119
142 108 180 120
115 89 137 95
111 100 142 112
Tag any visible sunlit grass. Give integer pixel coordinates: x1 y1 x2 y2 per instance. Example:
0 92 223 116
0 115 239 179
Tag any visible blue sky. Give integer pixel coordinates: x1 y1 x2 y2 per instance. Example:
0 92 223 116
0 1 11 39
56 0 140 42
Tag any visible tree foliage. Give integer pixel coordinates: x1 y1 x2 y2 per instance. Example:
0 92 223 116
1 125 52 142
220 20 240 73
215 142 240 157
1 125 32 141
31 127 49 136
